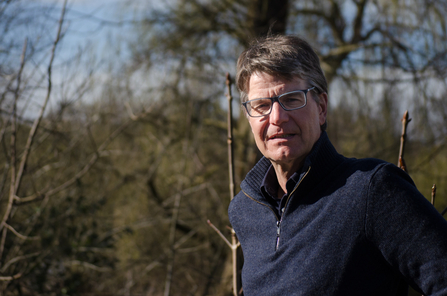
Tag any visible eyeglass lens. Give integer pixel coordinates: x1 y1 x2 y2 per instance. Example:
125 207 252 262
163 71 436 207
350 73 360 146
247 91 306 117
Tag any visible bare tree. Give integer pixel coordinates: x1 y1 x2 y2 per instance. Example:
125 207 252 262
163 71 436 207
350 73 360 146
0 1 158 293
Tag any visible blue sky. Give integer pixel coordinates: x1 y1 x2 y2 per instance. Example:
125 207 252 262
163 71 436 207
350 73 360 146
2 0 138 117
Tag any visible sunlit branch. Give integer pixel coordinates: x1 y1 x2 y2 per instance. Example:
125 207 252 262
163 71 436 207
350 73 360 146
3 223 39 241
431 184 436 206
0 273 22 282
207 220 232 248
398 111 411 172
208 73 241 296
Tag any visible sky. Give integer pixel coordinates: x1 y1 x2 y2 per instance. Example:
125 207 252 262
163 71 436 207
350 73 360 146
15 0 140 117
61 0 134 61
15 0 445 122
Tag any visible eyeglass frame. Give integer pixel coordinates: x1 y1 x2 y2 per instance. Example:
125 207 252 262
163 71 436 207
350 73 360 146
242 87 316 117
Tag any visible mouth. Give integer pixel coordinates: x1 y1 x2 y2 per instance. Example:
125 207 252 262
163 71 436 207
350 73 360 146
268 134 295 140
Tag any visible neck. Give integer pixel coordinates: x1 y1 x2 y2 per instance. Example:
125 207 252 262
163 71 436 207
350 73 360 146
271 161 302 197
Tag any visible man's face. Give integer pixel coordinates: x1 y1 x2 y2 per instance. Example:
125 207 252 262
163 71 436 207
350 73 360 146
247 72 327 171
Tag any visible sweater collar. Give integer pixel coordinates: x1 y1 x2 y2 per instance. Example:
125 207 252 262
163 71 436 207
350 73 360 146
241 132 344 199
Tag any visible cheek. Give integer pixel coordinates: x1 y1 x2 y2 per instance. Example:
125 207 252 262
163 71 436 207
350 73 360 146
248 120 255 135
249 120 264 139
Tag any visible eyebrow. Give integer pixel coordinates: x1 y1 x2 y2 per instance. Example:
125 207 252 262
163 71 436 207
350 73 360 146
248 89 309 101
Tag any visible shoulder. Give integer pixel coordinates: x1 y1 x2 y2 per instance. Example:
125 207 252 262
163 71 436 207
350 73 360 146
327 157 394 187
228 190 252 224
318 158 413 206
364 160 415 190
338 157 413 185
345 157 389 170
228 191 246 213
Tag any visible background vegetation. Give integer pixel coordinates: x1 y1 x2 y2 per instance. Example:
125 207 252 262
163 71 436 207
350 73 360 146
0 0 446 295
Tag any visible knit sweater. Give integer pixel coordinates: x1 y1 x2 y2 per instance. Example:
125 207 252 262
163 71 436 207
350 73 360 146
228 132 447 296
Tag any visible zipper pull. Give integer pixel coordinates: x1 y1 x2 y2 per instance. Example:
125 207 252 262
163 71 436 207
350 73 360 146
276 208 286 251
276 220 281 250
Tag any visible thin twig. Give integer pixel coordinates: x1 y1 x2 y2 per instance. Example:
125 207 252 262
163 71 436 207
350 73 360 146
226 73 236 200
227 74 242 296
144 261 161 273
124 101 138 120
215 74 243 296
0 273 22 281
0 252 40 273
0 229 6 265
14 0 67 194
431 184 436 206
3 223 40 241
65 260 112 272
398 110 411 172
173 230 197 250
207 74 242 296
207 220 232 248
0 39 28 261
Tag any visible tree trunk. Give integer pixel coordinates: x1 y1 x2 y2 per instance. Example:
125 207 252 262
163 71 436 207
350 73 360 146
247 0 289 40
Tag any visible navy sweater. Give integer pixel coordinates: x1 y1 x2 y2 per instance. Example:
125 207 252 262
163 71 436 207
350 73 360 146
228 132 447 295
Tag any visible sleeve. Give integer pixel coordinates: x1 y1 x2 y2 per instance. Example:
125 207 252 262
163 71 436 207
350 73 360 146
365 163 447 295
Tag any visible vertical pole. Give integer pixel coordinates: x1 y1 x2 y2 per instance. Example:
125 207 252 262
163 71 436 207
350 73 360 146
226 73 235 200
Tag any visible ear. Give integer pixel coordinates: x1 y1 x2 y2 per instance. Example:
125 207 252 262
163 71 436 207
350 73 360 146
318 92 328 126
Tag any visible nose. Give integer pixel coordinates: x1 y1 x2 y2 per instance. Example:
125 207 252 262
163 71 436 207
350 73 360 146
269 102 288 125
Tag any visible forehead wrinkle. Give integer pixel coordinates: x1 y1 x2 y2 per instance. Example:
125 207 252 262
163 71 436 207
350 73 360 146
248 73 305 101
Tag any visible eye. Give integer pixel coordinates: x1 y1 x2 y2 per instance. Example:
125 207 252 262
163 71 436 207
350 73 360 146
251 99 271 110
283 97 299 103
280 93 305 108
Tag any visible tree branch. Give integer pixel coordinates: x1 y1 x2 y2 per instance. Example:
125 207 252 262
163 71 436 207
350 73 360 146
0 252 40 273
0 273 22 281
351 0 368 43
207 220 235 249
431 184 436 206
0 39 28 260
14 0 67 194
65 260 112 272
14 105 153 205
398 111 411 172
3 223 40 241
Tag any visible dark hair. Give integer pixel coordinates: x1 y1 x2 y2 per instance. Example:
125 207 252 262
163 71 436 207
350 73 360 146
236 35 328 130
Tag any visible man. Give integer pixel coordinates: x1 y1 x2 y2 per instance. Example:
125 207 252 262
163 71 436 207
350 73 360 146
228 35 447 296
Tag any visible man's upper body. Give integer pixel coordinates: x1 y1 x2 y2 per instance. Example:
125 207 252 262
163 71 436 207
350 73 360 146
229 35 447 295
229 131 447 295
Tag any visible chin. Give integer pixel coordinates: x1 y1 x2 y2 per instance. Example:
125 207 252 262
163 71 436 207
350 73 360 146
269 153 297 165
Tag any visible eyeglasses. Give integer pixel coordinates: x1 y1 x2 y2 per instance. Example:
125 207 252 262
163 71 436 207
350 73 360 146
242 87 315 117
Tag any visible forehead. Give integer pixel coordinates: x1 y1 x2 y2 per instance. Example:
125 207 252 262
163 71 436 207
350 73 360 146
247 72 307 99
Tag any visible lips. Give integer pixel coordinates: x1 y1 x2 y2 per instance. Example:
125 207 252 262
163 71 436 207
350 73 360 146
268 133 295 140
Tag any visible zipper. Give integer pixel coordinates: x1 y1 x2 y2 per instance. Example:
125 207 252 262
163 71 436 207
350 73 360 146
276 220 281 250
243 166 311 251
275 166 311 251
